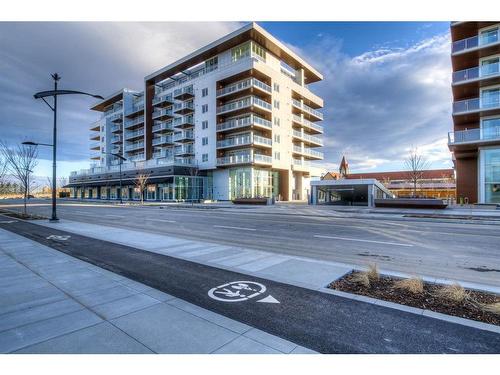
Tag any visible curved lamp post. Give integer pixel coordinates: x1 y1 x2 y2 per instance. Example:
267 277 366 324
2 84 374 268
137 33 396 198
33 73 103 222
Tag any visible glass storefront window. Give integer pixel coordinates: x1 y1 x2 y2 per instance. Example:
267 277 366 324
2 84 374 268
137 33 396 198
484 148 500 203
482 117 500 140
229 168 252 199
146 185 157 200
100 186 107 199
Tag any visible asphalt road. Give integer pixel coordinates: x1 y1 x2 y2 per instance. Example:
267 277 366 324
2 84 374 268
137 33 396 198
2 218 499 354
2 199 500 286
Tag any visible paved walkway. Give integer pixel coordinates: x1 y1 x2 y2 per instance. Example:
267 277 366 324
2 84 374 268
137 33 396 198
0 228 314 354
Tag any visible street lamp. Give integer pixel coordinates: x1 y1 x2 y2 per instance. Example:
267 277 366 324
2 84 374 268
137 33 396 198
103 152 127 204
33 73 103 222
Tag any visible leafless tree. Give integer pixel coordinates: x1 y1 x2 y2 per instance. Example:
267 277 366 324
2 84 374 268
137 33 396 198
404 147 430 198
45 176 69 195
0 141 39 215
134 171 150 205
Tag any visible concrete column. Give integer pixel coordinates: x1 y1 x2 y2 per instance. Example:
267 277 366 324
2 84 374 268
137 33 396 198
295 68 305 86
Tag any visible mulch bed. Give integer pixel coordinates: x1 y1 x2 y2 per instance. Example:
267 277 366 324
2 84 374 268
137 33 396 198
0 209 46 220
329 272 500 326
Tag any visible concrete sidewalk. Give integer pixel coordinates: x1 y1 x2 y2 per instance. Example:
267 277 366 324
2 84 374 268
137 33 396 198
0 228 314 354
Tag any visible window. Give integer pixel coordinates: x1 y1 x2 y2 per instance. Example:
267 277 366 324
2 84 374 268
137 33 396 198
202 137 209 146
273 83 280 92
480 27 499 45
274 117 280 127
274 151 280 160
205 56 218 72
202 104 208 113
252 42 266 61
202 88 208 97
231 42 250 62
202 153 208 162
273 100 280 109
274 134 280 143
202 120 208 129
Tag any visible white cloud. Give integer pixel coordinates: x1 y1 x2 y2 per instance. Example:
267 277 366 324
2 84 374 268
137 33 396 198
297 31 453 173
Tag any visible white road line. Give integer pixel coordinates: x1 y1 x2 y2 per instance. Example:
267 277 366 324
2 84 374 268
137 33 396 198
145 218 177 223
313 234 413 247
213 225 256 231
104 214 124 218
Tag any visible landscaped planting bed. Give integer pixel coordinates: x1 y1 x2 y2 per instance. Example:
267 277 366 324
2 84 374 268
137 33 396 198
329 267 500 326
0 208 46 220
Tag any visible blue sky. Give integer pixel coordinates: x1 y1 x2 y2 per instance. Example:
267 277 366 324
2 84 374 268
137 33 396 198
0 21 453 178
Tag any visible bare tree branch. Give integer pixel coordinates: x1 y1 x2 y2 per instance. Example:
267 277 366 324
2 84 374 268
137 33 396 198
0 140 39 215
404 147 430 198
134 171 150 205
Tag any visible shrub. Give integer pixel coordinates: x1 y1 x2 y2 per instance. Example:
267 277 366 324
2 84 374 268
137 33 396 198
351 272 371 288
480 302 500 315
393 277 424 294
366 263 379 282
434 283 469 303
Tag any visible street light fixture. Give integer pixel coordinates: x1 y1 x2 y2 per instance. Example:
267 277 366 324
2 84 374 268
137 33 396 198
103 152 127 204
33 73 103 222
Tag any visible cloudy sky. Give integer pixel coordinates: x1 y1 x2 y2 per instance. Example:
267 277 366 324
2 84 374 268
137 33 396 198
0 21 453 177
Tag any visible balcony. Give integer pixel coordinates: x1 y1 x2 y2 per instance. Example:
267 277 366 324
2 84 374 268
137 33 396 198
216 133 272 149
111 135 122 144
453 96 500 115
174 144 194 156
89 133 100 141
110 123 122 133
217 96 272 116
216 153 272 166
152 108 174 120
101 104 123 119
292 130 323 146
448 127 500 148
124 115 145 129
111 145 122 153
173 101 194 115
293 145 323 160
173 85 194 100
152 135 174 146
452 29 499 54
124 102 144 118
173 130 194 143
292 99 323 121
216 77 272 99
124 128 144 141
89 141 100 151
90 151 101 160
152 121 174 133
292 114 324 134
152 150 173 159
173 115 194 129
216 114 272 133
453 62 500 84
108 112 123 123
89 120 101 132
292 158 311 171
128 153 145 162
124 141 144 152
152 93 174 107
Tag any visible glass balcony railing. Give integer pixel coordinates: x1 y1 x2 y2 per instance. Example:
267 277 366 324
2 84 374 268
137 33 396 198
152 136 173 146
173 131 194 142
292 130 323 145
291 99 323 120
101 104 123 119
453 62 500 83
152 121 173 133
173 85 194 99
216 114 272 132
253 135 272 146
124 102 144 116
174 144 194 155
216 78 272 97
173 101 194 113
217 96 272 114
453 96 500 114
111 135 122 143
292 114 324 133
124 141 144 151
152 93 174 106
89 141 101 150
448 127 500 145
152 109 173 119
152 150 173 159
452 29 499 54
173 115 194 128
124 129 144 140
110 123 122 133
217 153 272 166
124 115 144 128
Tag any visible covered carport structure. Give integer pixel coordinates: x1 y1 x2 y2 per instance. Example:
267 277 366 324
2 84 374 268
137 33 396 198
310 179 393 207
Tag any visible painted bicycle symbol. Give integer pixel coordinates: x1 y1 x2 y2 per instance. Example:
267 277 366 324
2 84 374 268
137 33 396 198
46 234 71 241
208 281 279 304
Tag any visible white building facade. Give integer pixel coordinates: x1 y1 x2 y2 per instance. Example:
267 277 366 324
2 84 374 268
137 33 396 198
69 23 325 202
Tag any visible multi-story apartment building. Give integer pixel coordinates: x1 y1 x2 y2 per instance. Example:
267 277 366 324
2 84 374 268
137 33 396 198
68 22 324 202
449 22 500 204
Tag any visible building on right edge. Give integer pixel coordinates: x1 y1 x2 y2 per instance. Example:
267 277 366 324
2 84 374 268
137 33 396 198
449 22 500 204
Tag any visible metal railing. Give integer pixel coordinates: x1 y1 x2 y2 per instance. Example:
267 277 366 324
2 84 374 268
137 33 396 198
453 62 500 83
452 30 499 54
216 77 271 97
124 141 144 151
453 97 500 114
217 96 272 114
152 136 173 146
216 114 272 132
448 127 500 144
124 115 145 128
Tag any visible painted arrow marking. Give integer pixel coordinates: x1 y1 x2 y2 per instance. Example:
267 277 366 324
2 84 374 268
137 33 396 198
257 295 280 304
46 235 71 241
